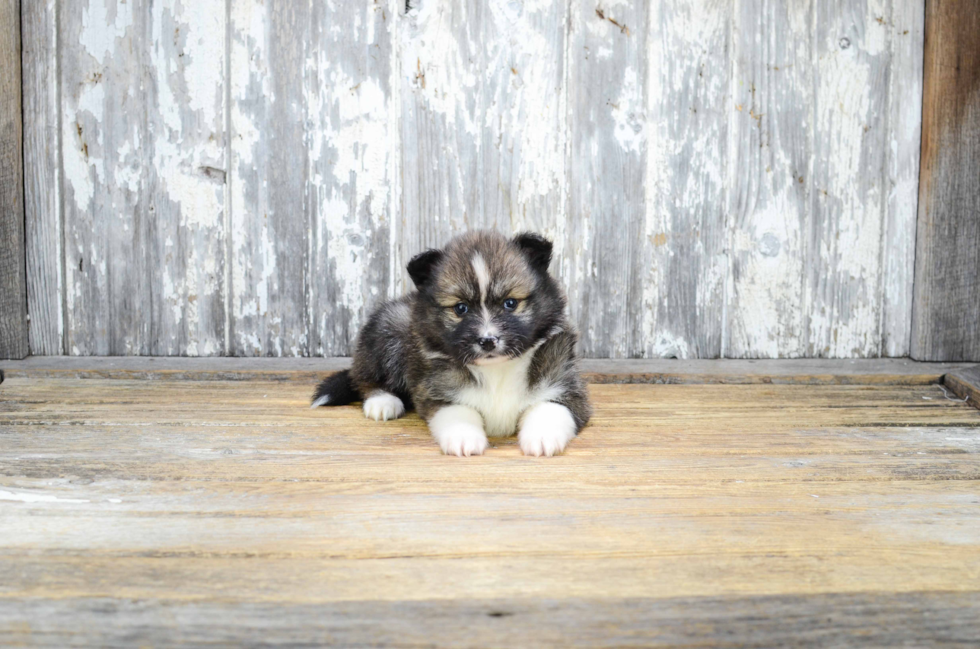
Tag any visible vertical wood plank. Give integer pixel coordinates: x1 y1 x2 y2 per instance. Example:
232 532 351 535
0 0 29 359
60 0 145 355
399 0 568 287
480 0 567 241
726 0 921 359
399 0 488 257
22 0 63 355
60 0 226 356
144 1 228 356
229 0 310 356
726 0 812 358
880 1 924 357
807 0 922 358
565 0 650 358
306 0 398 356
638 1 732 359
808 0 892 357
911 0 980 362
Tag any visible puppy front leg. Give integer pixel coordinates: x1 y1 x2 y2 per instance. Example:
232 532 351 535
428 405 489 457
519 402 578 457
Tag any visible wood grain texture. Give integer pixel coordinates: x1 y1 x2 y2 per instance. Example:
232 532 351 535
59 0 145 355
58 0 227 356
881 0 924 357
809 0 905 357
564 0 648 358
21 0 63 356
0 356 974 386
0 0 28 360
144 0 228 356
24 0 928 358
228 0 398 358
228 0 309 357
945 365 980 410
2 593 979 647
564 0 732 359
727 0 923 359
727 0 812 359
639 0 732 360
911 0 980 362
306 0 398 356
399 0 568 284
0 378 978 644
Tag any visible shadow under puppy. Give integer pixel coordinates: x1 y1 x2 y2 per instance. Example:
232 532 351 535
312 231 591 456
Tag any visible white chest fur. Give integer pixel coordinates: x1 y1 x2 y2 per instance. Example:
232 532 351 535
456 352 559 438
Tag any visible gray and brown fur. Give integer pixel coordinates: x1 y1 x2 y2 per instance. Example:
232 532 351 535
312 231 591 432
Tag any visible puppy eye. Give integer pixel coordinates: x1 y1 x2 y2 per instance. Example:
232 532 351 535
453 303 469 316
503 298 518 311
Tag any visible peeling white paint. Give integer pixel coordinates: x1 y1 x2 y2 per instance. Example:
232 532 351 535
402 1 480 138
62 120 95 212
0 490 89 504
79 0 133 62
730 180 806 358
309 68 387 331
811 23 881 357
611 67 645 153
43 0 925 359
63 81 106 212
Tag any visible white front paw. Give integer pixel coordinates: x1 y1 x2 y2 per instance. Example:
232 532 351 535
519 402 577 457
429 405 488 457
363 392 406 421
436 423 489 457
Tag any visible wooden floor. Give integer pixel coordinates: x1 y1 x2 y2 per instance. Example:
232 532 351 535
2 375 980 646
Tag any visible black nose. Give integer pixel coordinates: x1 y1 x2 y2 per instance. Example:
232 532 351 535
478 336 498 351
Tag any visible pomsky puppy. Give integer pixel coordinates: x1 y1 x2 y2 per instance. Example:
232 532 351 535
311 231 591 456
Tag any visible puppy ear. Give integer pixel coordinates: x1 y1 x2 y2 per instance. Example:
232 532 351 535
513 232 553 273
407 249 444 289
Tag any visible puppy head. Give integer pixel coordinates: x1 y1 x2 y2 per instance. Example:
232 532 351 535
408 231 564 365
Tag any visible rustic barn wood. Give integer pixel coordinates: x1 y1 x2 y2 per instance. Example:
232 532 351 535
21 0 62 356
2 593 979 647
0 0 28 360
564 0 649 358
304 0 398 357
22 0 928 358
881 0 926 356
726 0 812 358
728 0 923 359
59 1 143 355
808 0 923 359
945 365 980 410
1 377 978 644
0 356 974 386
911 0 980 362
399 0 568 295
228 0 308 357
56 0 228 356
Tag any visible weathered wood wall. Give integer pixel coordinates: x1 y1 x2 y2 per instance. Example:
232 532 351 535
23 0 926 358
1 0 29 359
910 0 980 362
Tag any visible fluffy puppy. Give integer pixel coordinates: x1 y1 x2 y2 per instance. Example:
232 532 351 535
312 231 591 456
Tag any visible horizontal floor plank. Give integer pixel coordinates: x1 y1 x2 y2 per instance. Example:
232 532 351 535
1 377 978 644
945 365 980 410
1 357 976 384
2 592 978 648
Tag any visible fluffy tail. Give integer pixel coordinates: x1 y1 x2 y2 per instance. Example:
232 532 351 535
311 369 360 408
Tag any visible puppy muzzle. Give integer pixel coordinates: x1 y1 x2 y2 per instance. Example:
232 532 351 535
478 336 499 351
